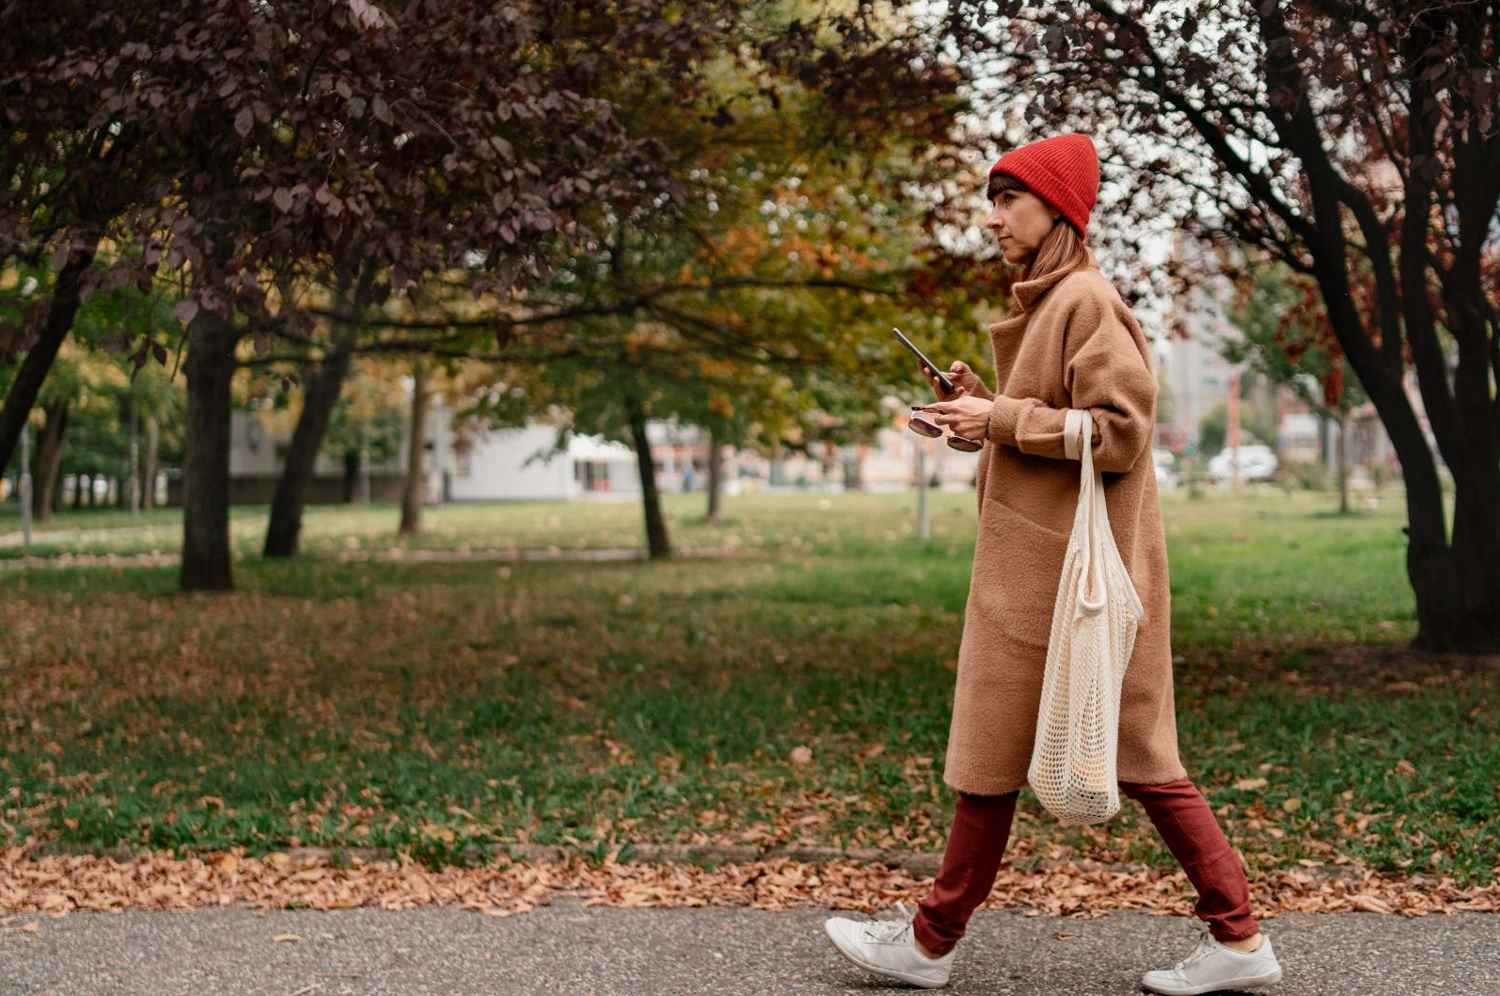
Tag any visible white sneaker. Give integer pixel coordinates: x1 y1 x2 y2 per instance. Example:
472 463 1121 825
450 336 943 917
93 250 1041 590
1141 930 1283 995
824 900 956 988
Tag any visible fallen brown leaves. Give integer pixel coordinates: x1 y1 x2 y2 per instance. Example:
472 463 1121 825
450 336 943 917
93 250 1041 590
2 845 1495 925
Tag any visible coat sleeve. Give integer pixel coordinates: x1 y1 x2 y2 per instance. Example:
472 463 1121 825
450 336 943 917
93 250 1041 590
984 291 1156 474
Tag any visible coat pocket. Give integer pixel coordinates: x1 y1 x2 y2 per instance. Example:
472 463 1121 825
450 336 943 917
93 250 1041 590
971 496 1071 649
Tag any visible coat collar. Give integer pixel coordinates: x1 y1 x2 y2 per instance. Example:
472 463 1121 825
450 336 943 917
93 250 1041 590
992 245 1101 329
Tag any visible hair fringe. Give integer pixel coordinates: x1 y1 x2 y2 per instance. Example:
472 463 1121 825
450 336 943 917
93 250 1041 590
987 172 1090 282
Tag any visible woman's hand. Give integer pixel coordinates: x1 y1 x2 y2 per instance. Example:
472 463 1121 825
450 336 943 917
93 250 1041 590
946 361 989 398
918 361 954 402
918 389 993 440
920 360 986 401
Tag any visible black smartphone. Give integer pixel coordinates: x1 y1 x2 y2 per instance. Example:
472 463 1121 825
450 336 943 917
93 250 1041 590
891 326 954 395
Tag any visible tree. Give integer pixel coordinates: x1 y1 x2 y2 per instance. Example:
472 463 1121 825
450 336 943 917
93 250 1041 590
261 267 373 557
942 0 1500 651
1223 253 1371 511
2 0 755 590
247 347 406 553
0 243 109 481
260 345 356 556
398 358 431 537
1199 401 1228 461
1 258 182 518
25 345 163 519
465 7 988 557
125 359 181 511
323 362 406 503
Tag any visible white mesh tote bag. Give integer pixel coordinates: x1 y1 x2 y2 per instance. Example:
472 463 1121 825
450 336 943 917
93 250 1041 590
1026 408 1145 825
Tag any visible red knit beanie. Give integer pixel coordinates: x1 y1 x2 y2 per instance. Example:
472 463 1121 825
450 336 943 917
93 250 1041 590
987 133 1100 238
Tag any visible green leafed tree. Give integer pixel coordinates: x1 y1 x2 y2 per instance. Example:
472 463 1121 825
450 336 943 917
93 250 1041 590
465 7 997 556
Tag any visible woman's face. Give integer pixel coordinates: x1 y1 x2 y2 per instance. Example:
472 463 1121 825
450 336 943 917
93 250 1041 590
985 186 1061 265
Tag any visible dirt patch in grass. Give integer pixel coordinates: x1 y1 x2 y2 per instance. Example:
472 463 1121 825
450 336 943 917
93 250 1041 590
1182 642 1500 696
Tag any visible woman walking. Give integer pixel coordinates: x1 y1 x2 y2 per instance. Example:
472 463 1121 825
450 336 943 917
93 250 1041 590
823 134 1284 994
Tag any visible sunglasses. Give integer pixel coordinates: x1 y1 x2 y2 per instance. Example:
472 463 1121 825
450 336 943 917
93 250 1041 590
908 406 984 452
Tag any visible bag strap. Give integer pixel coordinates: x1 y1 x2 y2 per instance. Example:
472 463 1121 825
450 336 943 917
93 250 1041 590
1064 408 1088 461
1067 408 1107 614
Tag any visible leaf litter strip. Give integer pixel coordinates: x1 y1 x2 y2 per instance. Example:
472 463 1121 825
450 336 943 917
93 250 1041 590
2 844 1494 925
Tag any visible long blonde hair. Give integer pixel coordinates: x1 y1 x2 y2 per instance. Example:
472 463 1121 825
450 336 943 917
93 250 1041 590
987 172 1089 282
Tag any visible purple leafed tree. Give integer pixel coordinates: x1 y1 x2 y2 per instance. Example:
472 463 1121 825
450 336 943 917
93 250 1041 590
0 0 733 589
943 0 1500 651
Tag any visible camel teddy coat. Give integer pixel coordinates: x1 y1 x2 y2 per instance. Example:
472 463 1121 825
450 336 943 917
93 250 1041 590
942 246 1188 796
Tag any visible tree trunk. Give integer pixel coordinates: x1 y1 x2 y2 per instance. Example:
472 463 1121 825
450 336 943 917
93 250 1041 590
1412 483 1500 652
1376 379 1500 652
398 360 428 537
342 450 359 503
31 402 69 524
1342 296 1500 652
140 415 158 510
819 442 837 484
843 446 866 491
180 308 242 592
0 239 97 477
705 427 723 522
73 473 86 509
624 390 670 559
127 405 138 514
264 349 353 557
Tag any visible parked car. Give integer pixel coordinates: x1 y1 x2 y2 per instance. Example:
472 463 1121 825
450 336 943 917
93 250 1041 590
1207 444 1278 483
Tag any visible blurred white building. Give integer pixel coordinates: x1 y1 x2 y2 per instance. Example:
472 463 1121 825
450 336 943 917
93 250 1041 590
212 387 985 506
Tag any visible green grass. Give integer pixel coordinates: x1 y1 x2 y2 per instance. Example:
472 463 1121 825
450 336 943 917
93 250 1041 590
2 487 1494 885
1 495 784 560
0 504 194 533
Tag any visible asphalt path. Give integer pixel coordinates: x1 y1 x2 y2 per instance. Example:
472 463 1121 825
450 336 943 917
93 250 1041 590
4 898 1497 995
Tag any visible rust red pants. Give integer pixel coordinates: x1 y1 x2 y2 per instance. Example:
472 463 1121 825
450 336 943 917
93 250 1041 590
911 778 1259 957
